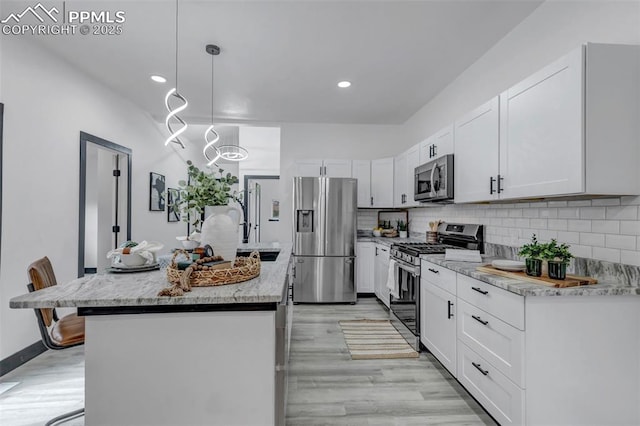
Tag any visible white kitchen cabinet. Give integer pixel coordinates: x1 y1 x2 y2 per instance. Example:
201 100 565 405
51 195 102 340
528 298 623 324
454 43 640 203
373 244 390 308
293 159 351 177
419 125 454 163
356 242 375 293
371 157 394 208
420 278 457 376
352 160 372 208
454 97 500 203
394 144 419 208
405 145 420 207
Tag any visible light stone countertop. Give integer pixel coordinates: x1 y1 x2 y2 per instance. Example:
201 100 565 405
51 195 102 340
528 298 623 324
422 254 639 297
10 243 292 309
357 236 424 246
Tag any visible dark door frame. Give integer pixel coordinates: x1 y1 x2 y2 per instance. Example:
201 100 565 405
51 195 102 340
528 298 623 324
242 174 279 243
78 131 132 277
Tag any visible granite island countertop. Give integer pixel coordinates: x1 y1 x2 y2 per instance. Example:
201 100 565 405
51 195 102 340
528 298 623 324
422 254 639 297
10 242 293 310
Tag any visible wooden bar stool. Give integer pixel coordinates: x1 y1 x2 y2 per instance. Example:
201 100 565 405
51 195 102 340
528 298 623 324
27 256 85 425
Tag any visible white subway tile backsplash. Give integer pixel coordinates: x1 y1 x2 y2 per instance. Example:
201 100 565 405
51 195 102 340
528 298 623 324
515 218 530 228
529 202 547 208
537 230 557 242
580 207 606 220
509 209 523 218
620 221 640 236
496 209 509 218
523 209 539 218
547 219 568 231
592 247 621 263
568 200 592 207
502 218 516 227
620 196 640 206
605 234 636 250
530 218 548 229
580 233 605 247
540 208 558 218
591 220 620 234
567 220 591 232
621 250 640 267
547 200 568 207
570 244 592 259
605 206 638 220
591 198 621 207
558 208 580 219
557 231 580 244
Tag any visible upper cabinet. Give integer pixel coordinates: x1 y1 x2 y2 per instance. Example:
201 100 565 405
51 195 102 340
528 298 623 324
294 159 352 178
395 144 420 207
352 160 372 208
371 157 394 208
454 98 500 203
419 125 454 164
455 43 640 203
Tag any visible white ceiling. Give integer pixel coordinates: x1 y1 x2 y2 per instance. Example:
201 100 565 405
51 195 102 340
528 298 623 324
23 0 543 125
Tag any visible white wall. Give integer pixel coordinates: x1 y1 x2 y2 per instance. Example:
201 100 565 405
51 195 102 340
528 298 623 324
279 122 403 242
0 37 202 359
400 0 640 266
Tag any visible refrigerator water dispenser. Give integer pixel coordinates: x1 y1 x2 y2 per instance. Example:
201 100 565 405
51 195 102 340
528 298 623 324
296 210 314 232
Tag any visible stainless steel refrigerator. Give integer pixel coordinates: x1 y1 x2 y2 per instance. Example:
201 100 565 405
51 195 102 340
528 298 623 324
292 177 357 303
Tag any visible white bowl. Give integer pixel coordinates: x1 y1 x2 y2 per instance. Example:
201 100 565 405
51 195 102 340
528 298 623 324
181 239 200 250
491 259 526 272
373 230 382 237
120 253 147 267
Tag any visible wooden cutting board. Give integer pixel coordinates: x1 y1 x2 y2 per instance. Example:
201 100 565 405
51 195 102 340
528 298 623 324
476 266 598 288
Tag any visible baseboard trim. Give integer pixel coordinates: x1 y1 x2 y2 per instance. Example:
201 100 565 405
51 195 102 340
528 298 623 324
0 341 46 377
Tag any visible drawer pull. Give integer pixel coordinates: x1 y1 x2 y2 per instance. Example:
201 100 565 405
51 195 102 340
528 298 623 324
428 268 439 274
472 362 489 376
447 300 453 319
471 286 488 295
472 315 488 326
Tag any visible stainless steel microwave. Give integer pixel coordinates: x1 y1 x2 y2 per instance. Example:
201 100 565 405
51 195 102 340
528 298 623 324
414 154 454 202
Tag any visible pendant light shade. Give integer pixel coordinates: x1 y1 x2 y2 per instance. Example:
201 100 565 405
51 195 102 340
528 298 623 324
164 0 188 148
218 144 249 161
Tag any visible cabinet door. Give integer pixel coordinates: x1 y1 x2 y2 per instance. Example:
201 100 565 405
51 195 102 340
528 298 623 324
431 125 454 159
419 137 432 165
356 243 375 293
420 280 457 375
405 145 420 206
499 47 584 199
352 160 372 208
454 97 500 203
294 159 323 177
371 157 394 208
393 153 407 207
374 245 390 307
324 159 352 178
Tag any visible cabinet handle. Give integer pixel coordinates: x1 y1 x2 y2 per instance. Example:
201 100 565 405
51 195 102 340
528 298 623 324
428 145 432 158
472 315 488 325
370 196 374 206
375 247 379 256
472 362 489 376
471 286 488 295
433 144 437 157
489 176 496 194
447 300 453 319
428 268 439 274
320 166 323 176
497 174 504 193
324 166 327 175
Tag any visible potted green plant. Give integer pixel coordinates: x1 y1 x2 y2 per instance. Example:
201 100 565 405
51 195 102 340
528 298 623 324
541 239 573 280
518 234 545 277
171 160 241 231
396 220 409 238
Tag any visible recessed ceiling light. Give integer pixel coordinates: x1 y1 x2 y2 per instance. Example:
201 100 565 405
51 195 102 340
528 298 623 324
337 81 351 88
151 75 167 83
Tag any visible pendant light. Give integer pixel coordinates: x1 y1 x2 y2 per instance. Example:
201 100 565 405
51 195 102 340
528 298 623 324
203 44 221 165
164 0 188 148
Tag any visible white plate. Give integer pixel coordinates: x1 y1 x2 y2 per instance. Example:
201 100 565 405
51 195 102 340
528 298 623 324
491 260 526 272
111 263 159 271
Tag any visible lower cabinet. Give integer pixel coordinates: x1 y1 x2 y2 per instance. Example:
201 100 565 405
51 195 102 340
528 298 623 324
420 280 457 376
356 242 375 293
373 244 390 308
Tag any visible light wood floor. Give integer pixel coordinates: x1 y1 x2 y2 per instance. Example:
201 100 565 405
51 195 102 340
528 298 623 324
0 299 496 425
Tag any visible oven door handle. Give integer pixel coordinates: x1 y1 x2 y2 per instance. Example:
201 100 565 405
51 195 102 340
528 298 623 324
394 258 420 276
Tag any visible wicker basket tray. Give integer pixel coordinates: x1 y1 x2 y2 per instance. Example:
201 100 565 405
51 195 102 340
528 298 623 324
166 249 261 287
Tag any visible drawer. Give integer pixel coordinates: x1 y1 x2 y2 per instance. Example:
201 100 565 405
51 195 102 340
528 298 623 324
457 342 524 426
421 260 457 295
457 299 525 387
457 274 524 330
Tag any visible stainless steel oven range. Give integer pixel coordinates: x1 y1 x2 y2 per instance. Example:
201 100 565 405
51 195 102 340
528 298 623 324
389 223 483 351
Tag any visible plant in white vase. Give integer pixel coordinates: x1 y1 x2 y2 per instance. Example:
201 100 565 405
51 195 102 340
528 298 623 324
171 161 243 260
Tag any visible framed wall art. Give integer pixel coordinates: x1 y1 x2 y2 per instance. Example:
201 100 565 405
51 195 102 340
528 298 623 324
149 172 166 211
167 188 180 222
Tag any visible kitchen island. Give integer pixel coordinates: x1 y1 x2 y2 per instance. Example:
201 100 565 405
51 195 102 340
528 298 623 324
10 242 293 426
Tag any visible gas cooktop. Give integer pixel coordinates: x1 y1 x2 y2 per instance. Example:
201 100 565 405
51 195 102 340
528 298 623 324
392 242 462 256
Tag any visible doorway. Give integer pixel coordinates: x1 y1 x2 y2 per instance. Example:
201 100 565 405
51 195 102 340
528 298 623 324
243 175 280 243
78 132 131 276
